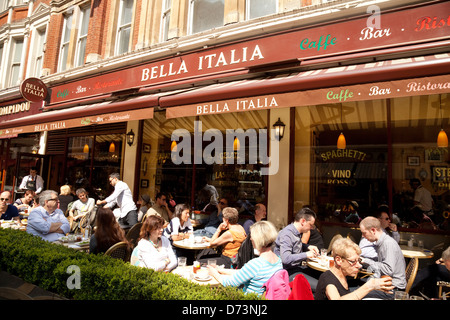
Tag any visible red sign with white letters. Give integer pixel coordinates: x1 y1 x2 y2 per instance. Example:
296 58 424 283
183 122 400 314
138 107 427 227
49 2 450 105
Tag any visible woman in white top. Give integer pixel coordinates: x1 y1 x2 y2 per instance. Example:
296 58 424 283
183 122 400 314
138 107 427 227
163 203 193 241
130 215 177 272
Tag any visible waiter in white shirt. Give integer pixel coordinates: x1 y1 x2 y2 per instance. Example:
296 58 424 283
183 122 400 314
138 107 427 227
19 167 44 194
96 173 138 229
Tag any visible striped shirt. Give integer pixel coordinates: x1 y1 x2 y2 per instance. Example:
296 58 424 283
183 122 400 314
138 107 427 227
221 256 283 295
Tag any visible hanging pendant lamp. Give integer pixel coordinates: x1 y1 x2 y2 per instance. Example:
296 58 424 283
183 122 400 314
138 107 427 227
337 132 346 149
83 144 89 153
437 95 448 148
171 140 177 152
437 129 448 148
233 137 240 151
109 142 115 153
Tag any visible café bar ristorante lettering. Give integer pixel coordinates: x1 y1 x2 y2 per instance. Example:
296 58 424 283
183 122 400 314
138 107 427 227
49 2 449 105
165 74 450 118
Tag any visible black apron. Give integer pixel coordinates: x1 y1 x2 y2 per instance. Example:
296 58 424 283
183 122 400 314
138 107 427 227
25 176 36 191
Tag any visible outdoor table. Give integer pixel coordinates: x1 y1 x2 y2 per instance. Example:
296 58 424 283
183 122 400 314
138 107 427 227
400 245 434 259
0 219 27 231
172 265 236 287
173 238 211 260
54 236 90 252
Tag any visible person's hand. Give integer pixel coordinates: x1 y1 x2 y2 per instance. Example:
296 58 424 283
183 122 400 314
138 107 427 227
308 245 319 256
388 223 397 232
306 250 318 259
96 200 103 205
218 222 228 231
368 277 394 292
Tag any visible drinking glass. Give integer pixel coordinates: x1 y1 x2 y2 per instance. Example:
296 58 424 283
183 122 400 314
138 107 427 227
410 295 424 300
394 291 409 300
207 259 217 267
178 257 187 267
418 240 424 250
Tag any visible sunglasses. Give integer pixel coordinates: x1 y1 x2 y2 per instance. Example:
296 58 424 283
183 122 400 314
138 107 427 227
0 198 9 201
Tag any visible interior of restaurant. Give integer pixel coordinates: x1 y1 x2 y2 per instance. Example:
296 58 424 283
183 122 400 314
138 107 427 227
294 93 449 231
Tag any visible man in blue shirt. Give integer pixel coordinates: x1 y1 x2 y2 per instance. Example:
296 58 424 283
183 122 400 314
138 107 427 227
27 190 70 242
274 208 320 286
0 191 19 221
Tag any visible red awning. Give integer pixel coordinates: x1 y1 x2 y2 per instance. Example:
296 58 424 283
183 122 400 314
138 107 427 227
160 53 450 108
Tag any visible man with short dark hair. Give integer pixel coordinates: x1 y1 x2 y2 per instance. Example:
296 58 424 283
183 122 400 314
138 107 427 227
145 192 172 224
274 208 320 285
97 173 138 229
0 191 19 221
19 167 44 194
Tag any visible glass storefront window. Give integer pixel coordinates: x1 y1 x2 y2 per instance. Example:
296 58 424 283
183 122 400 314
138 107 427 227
294 93 450 232
140 110 268 213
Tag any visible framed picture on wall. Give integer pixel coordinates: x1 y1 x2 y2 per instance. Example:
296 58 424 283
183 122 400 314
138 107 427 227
140 179 149 188
425 148 443 162
405 168 415 180
407 156 420 166
143 143 151 153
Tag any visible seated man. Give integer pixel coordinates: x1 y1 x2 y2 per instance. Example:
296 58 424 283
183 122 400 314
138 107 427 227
0 191 19 221
145 192 171 225
242 203 266 235
274 207 320 287
359 216 406 300
27 190 70 242
360 207 400 261
193 198 228 238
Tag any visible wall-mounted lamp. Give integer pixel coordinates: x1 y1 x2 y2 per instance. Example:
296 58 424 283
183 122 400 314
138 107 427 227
273 118 286 141
126 129 135 146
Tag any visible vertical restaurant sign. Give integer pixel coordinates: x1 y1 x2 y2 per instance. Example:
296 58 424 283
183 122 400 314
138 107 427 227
49 2 450 105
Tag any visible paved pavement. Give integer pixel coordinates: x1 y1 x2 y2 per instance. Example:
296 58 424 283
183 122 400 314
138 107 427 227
0 270 67 300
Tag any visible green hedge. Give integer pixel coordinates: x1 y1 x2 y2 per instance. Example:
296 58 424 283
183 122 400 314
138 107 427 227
0 229 260 300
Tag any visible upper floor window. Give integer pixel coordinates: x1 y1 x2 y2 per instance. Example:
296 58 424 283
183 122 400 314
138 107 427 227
189 0 224 34
0 1 9 12
32 28 46 77
75 5 91 67
160 0 172 42
246 0 277 20
58 12 73 72
0 43 4 87
10 38 24 86
116 0 134 55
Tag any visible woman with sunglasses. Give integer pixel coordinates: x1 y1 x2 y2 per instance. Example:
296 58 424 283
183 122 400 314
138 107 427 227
315 237 393 300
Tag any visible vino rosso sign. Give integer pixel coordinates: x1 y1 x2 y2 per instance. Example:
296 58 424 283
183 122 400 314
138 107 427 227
20 78 48 103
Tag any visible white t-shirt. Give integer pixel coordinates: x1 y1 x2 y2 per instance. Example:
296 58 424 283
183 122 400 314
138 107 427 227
71 198 95 216
130 237 177 271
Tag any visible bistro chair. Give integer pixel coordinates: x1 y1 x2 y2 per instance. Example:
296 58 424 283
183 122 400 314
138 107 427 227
104 241 131 262
405 257 419 294
437 281 450 299
126 222 143 248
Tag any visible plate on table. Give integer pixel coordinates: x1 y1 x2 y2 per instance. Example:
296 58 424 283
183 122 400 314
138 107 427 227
74 239 90 247
194 275 212 282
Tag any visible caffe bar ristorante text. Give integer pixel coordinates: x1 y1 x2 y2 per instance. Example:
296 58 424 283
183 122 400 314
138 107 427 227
49 2 449 105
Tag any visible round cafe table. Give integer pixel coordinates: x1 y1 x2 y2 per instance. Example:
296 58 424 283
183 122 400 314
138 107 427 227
400 245 434 259
173 239 211 260
307 257 373 278
172 265 237 287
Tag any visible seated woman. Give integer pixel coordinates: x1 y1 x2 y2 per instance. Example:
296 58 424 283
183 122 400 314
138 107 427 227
200 207 246 268
163 203 193 241
89 207 128 254
315 238 393 300
208 221 282 296
14 190 35 214
69 188 95 233
58 185 75 214
130 215 177 272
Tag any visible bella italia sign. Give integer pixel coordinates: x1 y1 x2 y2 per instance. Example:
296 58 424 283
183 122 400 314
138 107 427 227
20 78 48 103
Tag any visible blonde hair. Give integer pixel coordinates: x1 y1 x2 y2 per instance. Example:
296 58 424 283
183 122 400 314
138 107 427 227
250 221 278 251
60 185 71 196
331 238 361 259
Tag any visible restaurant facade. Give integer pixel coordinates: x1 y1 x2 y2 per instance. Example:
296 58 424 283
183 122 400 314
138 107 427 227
0 0 449 247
